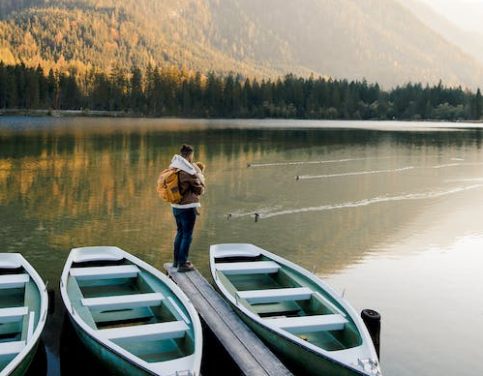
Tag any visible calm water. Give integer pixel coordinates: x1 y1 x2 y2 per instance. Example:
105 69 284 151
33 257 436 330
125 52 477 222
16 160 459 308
1 117 483 376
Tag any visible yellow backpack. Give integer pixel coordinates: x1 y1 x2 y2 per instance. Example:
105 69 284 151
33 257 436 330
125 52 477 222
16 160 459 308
157 168 183 204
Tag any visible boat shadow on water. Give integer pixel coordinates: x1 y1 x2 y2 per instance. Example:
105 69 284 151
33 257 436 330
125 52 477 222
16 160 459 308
23 340 47 376
59 316 115 376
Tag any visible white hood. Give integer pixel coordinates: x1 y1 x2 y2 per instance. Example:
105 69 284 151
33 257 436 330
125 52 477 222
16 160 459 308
169 154 196 175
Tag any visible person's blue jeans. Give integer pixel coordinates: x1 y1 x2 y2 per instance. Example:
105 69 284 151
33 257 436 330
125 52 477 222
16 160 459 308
173 207 197 265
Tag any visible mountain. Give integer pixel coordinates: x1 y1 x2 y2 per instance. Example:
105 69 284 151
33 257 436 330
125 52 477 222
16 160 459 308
1 0 483 89
417 0 483 34
397 0 483 65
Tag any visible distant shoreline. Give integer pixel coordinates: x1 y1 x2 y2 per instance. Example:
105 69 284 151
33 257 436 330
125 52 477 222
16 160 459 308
1 109 483 125
0 109 135 118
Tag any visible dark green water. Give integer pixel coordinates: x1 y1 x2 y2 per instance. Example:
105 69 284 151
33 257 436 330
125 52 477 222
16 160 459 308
1 117 483 375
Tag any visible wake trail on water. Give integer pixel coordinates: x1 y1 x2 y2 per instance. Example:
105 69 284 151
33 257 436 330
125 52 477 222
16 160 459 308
297 166 414 180
226 207 282 220
432 162 483 169
255 184 483 219
247 155 454 169
297 161 483 181
247 157 397 168
248 158 364 168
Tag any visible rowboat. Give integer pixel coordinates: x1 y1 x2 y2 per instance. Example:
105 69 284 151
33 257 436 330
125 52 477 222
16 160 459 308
210 243 382 376
60 246 202 376
0 254 48 376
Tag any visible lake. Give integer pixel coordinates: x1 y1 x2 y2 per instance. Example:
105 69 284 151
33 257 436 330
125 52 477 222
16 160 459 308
1 117 482 376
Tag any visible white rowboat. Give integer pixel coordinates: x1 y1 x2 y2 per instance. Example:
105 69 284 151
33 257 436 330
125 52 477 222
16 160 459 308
60 246 202 376
0 254 48 376
210 243 382 376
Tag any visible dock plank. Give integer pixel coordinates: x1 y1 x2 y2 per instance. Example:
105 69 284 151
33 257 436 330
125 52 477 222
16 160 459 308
164 263 293 376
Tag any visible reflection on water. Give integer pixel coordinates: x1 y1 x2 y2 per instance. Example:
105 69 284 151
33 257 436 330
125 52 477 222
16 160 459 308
1 118 483 376
325 235 483 376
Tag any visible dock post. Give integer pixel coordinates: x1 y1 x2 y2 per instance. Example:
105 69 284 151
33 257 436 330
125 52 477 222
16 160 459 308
361 309 381 358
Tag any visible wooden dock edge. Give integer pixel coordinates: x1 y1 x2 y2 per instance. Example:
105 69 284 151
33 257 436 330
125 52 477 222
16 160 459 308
164 263 293 376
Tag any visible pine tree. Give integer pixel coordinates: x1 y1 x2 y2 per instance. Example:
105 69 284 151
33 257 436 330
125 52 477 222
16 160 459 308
0 62 7 109
474 89 483 120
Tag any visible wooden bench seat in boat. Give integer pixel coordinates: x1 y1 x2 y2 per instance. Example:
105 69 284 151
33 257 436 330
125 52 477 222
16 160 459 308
237 287 312 304
70 265 139 280
0 341 26 357
0 306 28 323
72 247 124 263
267 313 348 333
98 321 189 342
213 248 261 259
82 292 164 311
0 274 29 289
217 261 280 275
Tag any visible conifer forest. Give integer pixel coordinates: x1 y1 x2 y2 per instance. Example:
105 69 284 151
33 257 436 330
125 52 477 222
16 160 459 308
1 62 482 121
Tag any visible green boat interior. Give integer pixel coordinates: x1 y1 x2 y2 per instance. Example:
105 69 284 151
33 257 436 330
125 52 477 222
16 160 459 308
215 256 362 352
0 267 41 370
67 259 195 363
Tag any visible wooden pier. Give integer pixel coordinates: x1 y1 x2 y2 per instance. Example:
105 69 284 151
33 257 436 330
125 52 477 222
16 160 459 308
164 264 293 376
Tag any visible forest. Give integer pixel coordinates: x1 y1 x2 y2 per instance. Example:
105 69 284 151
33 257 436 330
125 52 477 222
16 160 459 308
1 61 482 121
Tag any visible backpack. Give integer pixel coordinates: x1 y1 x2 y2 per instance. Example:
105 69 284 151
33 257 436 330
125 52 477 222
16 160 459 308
157 168 183 204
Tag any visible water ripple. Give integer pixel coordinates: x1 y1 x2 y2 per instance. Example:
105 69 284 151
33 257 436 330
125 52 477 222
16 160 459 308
258 184 483 219
297 166 414 180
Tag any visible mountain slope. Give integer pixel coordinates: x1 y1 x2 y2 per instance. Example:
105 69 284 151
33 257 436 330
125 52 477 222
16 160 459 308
397 0 483 65
1 0 483 89
215 0 483 89
417 0 483 34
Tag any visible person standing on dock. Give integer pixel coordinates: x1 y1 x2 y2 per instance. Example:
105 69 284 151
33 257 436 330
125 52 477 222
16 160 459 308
169 144 205 272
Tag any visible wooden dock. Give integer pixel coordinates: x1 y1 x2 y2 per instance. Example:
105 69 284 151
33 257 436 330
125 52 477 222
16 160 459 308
164 263 293 376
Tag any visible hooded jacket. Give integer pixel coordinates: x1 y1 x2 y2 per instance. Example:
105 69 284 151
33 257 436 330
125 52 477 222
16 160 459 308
169 154 205 208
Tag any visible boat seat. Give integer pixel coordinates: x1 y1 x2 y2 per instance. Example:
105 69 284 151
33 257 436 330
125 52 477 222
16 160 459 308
237 287 312 304
82 292 164 311
268 314 348 333
217 261 280 275
0 341 26 357
72 247 124 263
0 274 29 289
0 260 22 269
98 321 189 342
0 307 28 323
212 245 262 259
70 265 140 280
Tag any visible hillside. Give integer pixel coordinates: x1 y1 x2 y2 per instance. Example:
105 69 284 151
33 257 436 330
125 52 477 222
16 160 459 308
398 0 483 65
417 0 483 34
1 0 483 88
